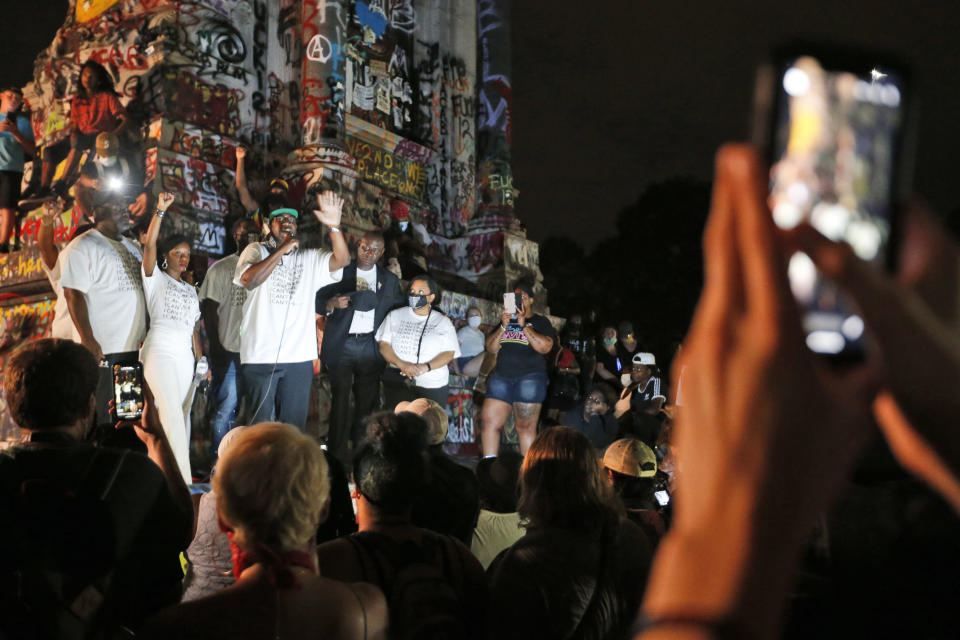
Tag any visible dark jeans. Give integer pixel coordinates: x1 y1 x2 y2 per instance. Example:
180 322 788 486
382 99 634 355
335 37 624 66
240 360 314 429
209 351 241 456
326 335 384 467
382 370 449 411
93 351 140 444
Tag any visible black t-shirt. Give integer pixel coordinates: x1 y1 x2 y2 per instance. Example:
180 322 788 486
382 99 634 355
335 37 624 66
631 376 665 412
596 346 623 377
0 438 189 636
493 314 558 377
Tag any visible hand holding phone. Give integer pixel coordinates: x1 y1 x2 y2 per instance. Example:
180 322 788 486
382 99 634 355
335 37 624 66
503 292 517 316
754 47 911 361
112 362 144 421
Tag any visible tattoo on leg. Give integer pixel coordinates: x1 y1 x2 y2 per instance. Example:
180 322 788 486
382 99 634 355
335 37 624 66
515 402 541 420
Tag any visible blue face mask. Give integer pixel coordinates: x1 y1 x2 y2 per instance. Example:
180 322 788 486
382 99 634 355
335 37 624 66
408 294 429 309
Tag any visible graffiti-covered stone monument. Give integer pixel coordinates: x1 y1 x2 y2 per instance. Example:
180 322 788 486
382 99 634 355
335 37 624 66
0 0 544 447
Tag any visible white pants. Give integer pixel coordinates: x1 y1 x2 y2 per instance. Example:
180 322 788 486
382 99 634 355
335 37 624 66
142 330 194 484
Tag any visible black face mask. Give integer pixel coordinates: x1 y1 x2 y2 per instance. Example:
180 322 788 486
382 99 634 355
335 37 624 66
408 294 429 309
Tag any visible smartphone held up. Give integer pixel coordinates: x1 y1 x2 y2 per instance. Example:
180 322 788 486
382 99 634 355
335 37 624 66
113 362 144 421
753 47 913 361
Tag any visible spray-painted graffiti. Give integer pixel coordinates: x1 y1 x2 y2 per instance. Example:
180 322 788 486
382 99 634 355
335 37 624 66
196 215 227 254
147 148 235 217
149 118 239 169
0 248 49 287
345 135 426 200
0 294 58 440
426 232 504 278
301 0 348 142
477 0 511 140
145 70 244 136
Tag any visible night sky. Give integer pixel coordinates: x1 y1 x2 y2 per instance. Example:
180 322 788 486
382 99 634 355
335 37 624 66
4 1 960 249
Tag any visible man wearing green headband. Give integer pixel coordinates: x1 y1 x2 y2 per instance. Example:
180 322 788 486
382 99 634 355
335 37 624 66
233 191 350 429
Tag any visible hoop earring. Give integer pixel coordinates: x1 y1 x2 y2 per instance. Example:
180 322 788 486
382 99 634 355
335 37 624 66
159 255 168 271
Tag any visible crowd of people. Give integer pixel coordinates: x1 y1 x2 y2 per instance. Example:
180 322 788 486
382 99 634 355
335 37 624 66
2 59 960 640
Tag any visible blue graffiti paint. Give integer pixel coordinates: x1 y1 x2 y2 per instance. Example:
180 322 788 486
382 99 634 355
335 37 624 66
356 2 387 39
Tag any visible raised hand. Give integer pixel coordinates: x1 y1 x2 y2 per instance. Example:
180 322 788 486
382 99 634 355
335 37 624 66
128 191 149 218
157 192 175 212
235 146 247 160
314 190 344 227
641 146 878 639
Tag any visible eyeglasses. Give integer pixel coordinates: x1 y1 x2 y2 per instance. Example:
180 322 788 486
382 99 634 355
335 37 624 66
586 396 604 404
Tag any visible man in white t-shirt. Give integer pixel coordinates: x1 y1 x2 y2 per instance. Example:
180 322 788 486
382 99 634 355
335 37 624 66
199 218 259 454
233 191 349 428
60 201 147 432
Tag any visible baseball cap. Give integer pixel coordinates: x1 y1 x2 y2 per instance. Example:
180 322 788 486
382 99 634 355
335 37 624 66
632 352 656 366
95 132 119 158
268 207 299 220
603 438 657 478
395 398 448 445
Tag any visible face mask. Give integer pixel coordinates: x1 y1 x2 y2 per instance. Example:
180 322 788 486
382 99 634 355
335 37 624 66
408 294 429 309
603 337 617 348
399 221 409 232
468 316 481 328
621 373 633 387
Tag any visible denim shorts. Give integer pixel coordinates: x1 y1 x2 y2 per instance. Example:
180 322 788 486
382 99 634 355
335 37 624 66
486 372 549 404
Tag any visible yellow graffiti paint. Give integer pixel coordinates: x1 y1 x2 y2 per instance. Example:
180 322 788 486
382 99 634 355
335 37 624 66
76 0 120 23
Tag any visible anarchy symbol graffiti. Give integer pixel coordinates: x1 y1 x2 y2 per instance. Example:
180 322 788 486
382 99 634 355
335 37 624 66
306 34 332 63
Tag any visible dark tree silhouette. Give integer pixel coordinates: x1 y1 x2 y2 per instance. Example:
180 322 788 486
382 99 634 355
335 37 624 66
541 176 711 373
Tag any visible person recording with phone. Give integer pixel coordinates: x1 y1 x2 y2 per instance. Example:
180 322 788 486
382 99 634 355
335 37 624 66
480 279 557 457
376 275 459 409
234 191 350 429
199 218 260 458
0 339 192 638
140 192 202 485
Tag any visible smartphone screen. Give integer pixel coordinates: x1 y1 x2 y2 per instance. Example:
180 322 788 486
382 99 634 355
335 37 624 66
503 292 517 315
113 363 144 421
764 52 907 358
654 490 671 507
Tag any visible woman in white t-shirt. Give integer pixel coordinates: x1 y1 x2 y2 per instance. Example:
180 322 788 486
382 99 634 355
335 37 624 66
376 275 459 410
141 192 202 484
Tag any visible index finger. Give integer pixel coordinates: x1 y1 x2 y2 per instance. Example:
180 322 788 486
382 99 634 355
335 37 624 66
719 145 796 325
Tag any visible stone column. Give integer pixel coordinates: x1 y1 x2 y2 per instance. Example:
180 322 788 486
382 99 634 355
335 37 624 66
300 0 349 145
475 0 515 231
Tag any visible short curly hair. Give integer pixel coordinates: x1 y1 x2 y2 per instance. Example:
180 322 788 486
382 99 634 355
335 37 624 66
214 423 330 553
4 339 98 431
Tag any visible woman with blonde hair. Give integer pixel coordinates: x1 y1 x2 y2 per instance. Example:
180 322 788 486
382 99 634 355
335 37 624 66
142 423 387 640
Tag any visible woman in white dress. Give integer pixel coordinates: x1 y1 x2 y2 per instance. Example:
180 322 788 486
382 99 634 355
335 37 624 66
141 192 202 484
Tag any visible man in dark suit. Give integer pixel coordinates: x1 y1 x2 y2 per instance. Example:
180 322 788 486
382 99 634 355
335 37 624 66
316 230 404 466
